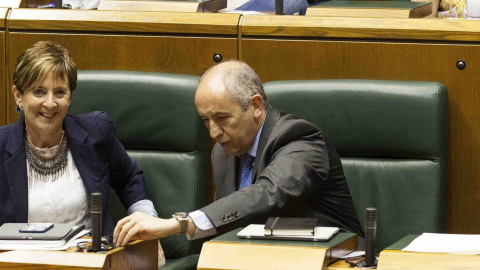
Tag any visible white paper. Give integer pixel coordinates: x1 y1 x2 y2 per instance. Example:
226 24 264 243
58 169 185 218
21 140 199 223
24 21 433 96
0 229 89 251
402 233 480 254
237 224 339 241
218 10 271 15
341 250 365 259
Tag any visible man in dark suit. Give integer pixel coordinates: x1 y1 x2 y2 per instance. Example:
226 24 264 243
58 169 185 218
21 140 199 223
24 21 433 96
113 61 363 246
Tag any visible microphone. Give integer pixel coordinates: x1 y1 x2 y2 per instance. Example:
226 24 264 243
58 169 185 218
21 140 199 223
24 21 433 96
275 0 284 15
54 0 62 8
90 192 102 252
365 207 377 267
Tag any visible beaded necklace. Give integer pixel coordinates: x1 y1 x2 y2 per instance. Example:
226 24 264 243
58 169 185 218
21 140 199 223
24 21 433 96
24 131 68 184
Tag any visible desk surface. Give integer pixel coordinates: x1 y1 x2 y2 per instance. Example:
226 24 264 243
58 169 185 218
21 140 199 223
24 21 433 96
378 235 480 270
198 227 357 270
212 227 357 248
0 239 157 269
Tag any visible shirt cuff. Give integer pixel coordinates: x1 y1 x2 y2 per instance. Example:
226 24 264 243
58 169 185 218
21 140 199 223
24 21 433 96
186 210 217 240
127 199 158 217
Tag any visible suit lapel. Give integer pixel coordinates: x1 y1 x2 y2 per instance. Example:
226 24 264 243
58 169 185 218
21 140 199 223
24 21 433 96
5 117 28 222
64 115 100 195
252 108 281 183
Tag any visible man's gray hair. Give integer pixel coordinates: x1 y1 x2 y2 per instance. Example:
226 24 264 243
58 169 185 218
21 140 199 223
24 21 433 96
199 60 271 111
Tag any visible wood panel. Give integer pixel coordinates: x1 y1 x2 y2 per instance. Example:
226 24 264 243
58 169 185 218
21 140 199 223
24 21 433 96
6 33 237 124
241 15 480 42
0 239 157 269
377 249 480 270
9 9 240 35
0 8 7 28
198 242 329 270
240 39 480 234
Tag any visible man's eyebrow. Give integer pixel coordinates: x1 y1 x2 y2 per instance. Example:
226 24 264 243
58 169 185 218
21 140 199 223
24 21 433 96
212 111 231 116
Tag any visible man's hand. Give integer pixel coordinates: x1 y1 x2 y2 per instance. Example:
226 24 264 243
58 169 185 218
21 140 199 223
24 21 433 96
113 212 179 247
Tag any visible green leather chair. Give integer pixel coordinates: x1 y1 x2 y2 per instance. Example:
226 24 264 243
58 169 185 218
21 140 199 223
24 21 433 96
70 71 210 269
263 80 448 250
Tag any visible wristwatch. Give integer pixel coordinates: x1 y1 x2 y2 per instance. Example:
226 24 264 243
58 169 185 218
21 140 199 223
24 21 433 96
172 212 189 235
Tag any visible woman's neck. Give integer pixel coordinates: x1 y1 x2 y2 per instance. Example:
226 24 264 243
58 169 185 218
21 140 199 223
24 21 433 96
25 124 63 148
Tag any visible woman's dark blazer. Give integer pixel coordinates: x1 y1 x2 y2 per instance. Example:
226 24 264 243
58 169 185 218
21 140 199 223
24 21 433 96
0 111 149 235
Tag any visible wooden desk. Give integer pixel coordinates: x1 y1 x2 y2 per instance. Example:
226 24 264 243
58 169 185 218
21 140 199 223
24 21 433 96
197 228 358 270
377 235 480 269
0 239 157 269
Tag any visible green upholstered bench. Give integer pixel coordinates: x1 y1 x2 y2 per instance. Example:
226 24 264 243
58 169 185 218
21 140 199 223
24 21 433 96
71 71 210 269
263 79 448 250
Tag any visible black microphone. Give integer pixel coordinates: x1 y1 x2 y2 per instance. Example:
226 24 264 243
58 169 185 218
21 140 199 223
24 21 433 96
365 207 377 267
54 0 63 8
275 0 284 15
90 192 102 252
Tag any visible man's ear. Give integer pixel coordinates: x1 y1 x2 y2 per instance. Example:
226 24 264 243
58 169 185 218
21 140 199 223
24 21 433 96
12 85 23 106
251 94 264 118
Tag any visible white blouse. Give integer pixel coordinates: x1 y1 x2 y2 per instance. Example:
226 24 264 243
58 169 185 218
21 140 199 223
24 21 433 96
27 146 91 230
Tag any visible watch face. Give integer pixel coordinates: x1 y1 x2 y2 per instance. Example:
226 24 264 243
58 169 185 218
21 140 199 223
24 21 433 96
173 212 188 218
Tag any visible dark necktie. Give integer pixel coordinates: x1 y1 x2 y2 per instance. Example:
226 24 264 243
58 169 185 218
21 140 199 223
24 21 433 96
239 154 255 189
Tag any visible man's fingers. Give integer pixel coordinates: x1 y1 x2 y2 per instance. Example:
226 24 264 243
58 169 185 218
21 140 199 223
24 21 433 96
120 224 140 247
116 219 136 247
113 215 133 243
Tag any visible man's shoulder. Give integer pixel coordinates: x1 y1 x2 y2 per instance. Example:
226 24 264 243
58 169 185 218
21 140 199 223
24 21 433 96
272 112 322 139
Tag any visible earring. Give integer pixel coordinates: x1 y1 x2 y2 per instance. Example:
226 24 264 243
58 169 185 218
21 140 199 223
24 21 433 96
15 105 23 115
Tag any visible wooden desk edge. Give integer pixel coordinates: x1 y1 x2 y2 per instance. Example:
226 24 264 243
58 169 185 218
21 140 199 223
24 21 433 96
8 9 240 35
378 249 480 269
0 239 157 269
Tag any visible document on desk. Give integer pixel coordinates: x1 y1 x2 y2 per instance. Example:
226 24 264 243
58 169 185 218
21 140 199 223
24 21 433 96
0 229 89 251
403 233 480 254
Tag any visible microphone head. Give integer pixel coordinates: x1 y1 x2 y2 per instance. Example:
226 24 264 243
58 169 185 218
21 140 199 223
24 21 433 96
366 207 377 228
91 192 102 213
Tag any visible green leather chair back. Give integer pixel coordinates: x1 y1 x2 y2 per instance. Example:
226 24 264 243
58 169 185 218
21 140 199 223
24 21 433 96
263 80 448 250
70 71 210 259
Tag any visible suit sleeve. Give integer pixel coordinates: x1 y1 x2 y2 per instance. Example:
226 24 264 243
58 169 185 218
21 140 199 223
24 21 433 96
201 119 329 235
95 112 149 208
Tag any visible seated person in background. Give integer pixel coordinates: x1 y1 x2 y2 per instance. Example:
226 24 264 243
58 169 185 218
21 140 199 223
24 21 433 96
113 60 364 246
234 0 310 15
62 0 100 9
0 41 157 237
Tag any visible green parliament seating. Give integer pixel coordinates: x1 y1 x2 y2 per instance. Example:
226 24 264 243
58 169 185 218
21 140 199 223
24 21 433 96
70 71 209 270
263 80 448 250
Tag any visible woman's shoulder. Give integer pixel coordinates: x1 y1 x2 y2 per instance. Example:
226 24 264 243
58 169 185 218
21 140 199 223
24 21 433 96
0 121 19 138
69 111 111 121
0 121 20 151
66 111 115 138
68 111 113 126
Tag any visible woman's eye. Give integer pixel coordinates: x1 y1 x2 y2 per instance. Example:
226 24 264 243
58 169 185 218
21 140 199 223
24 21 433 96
56 91 66 97
33 89 44 96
